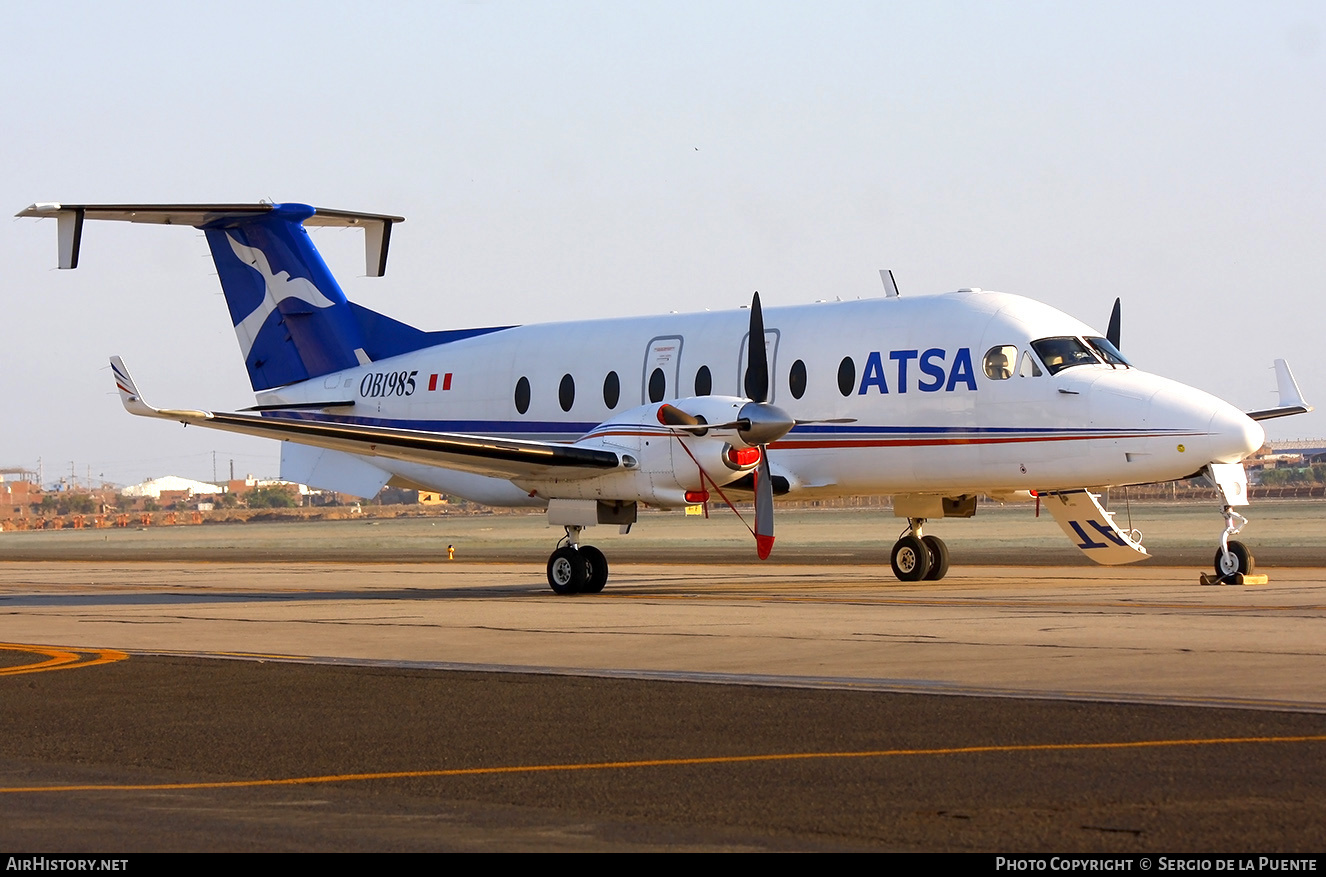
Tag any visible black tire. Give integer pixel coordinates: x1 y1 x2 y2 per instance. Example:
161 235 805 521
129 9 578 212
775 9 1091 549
547 546 587 595
1213 541 1255 578
891 535 931 582
579 545 609 593
922 535 950 581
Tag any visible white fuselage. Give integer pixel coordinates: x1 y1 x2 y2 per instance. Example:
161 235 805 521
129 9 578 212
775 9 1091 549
258 290 1264 507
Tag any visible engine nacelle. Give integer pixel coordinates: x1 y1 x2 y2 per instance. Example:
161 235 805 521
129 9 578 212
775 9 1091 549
515 397 761 508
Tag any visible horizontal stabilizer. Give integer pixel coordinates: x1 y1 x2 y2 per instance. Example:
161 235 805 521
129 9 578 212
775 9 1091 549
18 202 403 277
1041 489 1150 565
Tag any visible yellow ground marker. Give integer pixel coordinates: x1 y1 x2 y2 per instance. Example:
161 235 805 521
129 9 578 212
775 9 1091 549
0 643 128 676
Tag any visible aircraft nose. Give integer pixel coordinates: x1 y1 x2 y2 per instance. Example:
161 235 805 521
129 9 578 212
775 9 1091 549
1208 404 1265 463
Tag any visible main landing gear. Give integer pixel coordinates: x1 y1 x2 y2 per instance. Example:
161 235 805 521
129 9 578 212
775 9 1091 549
1213 505 1255 581
546 525 609 595
890 518 950 582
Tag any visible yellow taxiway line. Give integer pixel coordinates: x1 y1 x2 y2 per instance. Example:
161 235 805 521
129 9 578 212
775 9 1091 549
2 735 1322 794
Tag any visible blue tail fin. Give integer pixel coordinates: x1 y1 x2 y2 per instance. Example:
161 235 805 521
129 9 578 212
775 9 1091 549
203 203 368 391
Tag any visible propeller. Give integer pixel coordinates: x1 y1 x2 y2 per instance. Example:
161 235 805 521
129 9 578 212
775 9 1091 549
1106 297 1121 350
661 292 853 559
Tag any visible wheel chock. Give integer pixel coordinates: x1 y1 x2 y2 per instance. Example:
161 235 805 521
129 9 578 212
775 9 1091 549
1200 572 1270 586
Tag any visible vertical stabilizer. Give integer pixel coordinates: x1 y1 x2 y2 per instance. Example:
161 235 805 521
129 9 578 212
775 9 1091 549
203 204 367 390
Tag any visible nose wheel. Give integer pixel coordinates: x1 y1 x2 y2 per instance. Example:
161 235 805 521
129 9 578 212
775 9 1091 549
546 526 610 595
890 519 950 582
1212 506 1255 581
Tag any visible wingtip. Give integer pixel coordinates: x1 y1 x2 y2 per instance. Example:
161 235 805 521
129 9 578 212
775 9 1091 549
109 356 154 415
1274 359 1310 410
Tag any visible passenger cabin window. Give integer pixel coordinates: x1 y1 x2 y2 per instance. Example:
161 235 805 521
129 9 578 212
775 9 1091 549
648 367 666 403
1086 336 1131 368
514 376 531 414
558 374 575 412
603 371 620 408
789 359 807 399
983 346 1017 380
1029 337 1100 375
837 356 855 397
694 365 712 396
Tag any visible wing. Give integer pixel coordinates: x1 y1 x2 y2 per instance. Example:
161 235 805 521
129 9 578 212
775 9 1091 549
110 358 620 482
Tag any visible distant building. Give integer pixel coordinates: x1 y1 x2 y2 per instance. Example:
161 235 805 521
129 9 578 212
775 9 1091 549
0 479 39 519
121 476 225 499
227 475 310 497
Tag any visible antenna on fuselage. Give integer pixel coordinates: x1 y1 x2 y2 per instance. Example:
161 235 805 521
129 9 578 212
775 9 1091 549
879 269 900 297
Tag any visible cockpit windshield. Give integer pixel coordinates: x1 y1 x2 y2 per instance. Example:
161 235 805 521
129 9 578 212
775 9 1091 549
1030 336 1101 375
1085 336 1131 368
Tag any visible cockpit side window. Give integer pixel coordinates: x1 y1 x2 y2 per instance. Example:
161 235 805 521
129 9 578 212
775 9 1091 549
1085 336 1131 368
1018 350 1042 377
983 345 1017 380
1030 337 1100 375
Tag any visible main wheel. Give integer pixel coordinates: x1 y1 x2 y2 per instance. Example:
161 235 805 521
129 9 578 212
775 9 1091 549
922 535 950 581
547 546 587 594
1213 540 1255 578
579 545 609 593
891 534 931 582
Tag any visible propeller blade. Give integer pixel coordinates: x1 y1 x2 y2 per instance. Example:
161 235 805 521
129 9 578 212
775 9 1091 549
754 449 774 559
656 403 702 428
1106 297 1121 350
744 291 769 403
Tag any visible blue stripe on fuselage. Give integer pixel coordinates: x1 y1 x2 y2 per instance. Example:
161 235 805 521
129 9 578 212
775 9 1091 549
262 411 1193 440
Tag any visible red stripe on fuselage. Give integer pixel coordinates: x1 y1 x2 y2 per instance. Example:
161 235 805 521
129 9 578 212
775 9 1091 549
770 432 1196 450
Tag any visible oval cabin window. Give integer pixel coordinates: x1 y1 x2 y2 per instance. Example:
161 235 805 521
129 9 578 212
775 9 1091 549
837 357 855 397
789 359 807 399
514 376 531 414
559 373 576 412
694 365 712 396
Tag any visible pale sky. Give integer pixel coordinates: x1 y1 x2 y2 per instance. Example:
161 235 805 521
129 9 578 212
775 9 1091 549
3 1 1323 488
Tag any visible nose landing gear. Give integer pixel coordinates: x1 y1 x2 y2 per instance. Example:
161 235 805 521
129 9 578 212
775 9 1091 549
1200 463 1264 584
890 519 950 582
1212 506 1255 582
546 525 610 595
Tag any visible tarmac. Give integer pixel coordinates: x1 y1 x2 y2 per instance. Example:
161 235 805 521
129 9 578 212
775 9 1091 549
1 509 1323 851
